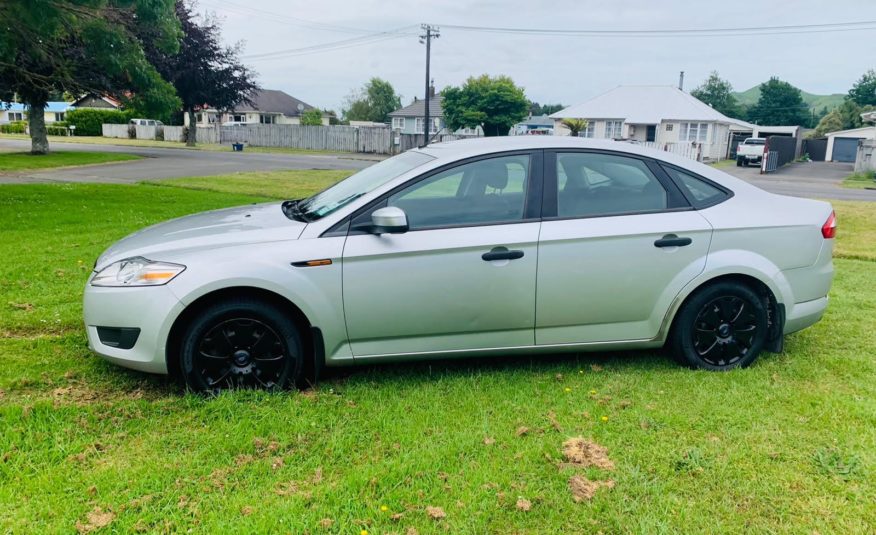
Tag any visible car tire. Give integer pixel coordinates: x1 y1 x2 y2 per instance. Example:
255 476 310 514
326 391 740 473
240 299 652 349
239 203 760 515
736 157 743 167
669 281 768 371
179 298 303 393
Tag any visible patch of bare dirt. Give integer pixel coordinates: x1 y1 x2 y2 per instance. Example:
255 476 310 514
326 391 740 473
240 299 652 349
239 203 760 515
75 507 115 534
561 437 615 470
425 506 446 520
568 475 614 502
515 497 532 511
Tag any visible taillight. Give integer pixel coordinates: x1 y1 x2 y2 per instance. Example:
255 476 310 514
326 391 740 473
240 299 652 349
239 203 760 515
822 210 836 239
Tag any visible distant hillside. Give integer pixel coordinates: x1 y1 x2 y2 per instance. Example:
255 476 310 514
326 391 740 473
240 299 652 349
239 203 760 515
732 86 845 111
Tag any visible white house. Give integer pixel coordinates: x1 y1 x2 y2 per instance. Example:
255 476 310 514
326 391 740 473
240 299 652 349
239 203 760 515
184 89 329 127
550 85 757 161
1 101 74 124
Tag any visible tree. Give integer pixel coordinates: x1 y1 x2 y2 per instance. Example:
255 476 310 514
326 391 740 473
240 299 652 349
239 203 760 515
529 102 565 116
690 71 742 118
848 69 876 107
561 118 588 136
442 75 529 137
300 108 323 126
812 110 844 137
745 77 809 126
810 99 875 137
139 1 258 146
0 0 180 154
342 78 402 123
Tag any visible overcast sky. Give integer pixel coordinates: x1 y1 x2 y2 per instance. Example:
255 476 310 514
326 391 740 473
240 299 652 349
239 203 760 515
197 0 876 113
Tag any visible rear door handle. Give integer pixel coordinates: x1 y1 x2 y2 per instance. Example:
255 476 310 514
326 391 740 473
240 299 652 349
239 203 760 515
482 246 524 261
654 234 692 248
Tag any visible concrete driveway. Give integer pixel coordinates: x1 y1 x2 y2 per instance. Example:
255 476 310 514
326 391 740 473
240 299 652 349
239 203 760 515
0 138 374 184
722 161 876 201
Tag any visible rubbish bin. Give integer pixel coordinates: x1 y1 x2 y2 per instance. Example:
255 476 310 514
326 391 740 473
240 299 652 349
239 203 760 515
232 143 244 152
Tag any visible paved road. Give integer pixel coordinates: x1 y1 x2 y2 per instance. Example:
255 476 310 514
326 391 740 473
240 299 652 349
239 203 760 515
0 138 374 184
722 161 876 201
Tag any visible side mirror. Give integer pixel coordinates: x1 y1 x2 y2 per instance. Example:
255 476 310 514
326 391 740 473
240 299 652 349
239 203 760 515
370 206 408 234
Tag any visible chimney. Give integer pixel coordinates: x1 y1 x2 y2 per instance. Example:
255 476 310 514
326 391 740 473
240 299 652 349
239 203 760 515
678 71 685 91
429 78 436 98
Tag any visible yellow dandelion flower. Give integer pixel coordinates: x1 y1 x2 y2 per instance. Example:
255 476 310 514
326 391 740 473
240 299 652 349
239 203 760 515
589 390 597 395
361 530 368 535
601 415 609 422
380 505 388 512
564 387 571 393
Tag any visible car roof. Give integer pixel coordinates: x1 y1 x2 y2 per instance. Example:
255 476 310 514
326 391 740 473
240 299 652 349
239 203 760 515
412 136 760 195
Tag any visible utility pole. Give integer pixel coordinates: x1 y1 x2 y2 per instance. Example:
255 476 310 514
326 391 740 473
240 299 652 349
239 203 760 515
419 24 439 147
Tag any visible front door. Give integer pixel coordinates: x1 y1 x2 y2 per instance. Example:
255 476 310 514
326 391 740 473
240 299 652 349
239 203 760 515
536 151 712 344
343 152 542 357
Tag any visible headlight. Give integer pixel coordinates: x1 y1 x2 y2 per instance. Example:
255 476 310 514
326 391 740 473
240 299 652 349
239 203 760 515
91 257 185 287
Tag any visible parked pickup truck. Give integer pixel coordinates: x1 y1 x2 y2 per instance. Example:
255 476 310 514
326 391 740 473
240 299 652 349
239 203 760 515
736 138 766 167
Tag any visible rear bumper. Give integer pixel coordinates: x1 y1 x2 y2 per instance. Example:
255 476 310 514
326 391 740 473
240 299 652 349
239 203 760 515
784 296 828 334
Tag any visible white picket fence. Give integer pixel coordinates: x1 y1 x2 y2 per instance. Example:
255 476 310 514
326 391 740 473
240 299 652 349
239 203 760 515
102 124 130 138
636 141 706 161
219 124 391 153
163 126 184 142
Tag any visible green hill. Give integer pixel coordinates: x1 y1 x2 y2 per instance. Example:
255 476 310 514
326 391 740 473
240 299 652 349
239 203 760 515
732 86 845 111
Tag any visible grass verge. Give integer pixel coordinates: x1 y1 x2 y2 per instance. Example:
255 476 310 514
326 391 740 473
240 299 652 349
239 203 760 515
0 151 140 172
0 176 874 533
842 170 876 189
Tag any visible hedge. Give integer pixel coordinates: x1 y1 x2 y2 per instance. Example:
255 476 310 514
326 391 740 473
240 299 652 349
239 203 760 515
0 121 27 134
66 108 133 136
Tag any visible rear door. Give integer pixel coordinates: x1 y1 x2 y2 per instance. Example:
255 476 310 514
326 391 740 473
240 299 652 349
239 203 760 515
535 150 713 345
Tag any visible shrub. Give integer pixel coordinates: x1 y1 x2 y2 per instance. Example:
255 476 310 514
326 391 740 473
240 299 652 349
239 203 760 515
300 108 324 126
0 120 27 134
66 108 133 136
46 126 70 136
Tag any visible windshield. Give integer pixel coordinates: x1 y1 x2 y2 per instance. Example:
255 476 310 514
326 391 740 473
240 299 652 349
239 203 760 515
297 151 435 220
745 139 765 145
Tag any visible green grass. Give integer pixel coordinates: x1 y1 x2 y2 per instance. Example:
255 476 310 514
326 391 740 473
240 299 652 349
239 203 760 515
709 159 736 169
842 170 876 190
1 176 876 533
0 151 140 172
148 169 353 200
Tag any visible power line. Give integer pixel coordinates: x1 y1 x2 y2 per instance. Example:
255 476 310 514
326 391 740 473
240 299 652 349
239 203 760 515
241 29 416 61
433 20 876 37
200 0 373 34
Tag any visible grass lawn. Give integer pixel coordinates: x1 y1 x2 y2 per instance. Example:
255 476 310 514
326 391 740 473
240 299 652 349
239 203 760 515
842 170 876 190
0 133 355 156
709 159 736 169
0 151 140 172
1 175 875 533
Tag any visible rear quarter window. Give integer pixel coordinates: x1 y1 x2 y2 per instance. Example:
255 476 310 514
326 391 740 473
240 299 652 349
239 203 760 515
662 166 730 208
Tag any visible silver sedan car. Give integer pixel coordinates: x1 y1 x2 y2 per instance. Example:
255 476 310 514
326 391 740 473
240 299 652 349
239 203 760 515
84 137 835 391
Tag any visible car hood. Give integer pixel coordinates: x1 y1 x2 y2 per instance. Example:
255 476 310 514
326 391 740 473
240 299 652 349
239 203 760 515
96 202 306 270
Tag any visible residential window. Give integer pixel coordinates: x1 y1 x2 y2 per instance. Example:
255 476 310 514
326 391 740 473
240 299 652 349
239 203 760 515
680 122 709 143
231 114 246 123
392 117 405 130
259 114 275 124
579 122 595 138
429 117 440 134
665 123 674 131
54 112 65 122
195 113 203 123
9 112 23 121
604 120 623 139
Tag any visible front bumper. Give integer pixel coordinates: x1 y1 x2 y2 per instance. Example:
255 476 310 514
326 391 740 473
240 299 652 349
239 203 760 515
83 280 185 374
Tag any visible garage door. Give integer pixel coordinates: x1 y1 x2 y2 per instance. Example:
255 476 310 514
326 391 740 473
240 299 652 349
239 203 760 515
832 137 861 162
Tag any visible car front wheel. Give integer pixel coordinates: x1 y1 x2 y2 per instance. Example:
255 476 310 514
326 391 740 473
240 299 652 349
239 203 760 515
179 299 303 393
670 282 768 370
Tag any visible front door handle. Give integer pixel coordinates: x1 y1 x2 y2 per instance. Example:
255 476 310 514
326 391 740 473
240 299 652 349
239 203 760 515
654 234 692 248
482 246 524 261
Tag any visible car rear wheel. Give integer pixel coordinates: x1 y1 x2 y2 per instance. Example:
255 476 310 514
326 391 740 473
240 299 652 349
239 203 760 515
670 281 768 370
179 299 302 393
736 157 743 167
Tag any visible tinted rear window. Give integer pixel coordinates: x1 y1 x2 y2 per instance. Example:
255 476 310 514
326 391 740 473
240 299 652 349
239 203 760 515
663 166 728 207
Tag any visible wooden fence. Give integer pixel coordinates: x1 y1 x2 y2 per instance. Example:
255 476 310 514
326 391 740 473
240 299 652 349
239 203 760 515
101 123 482 154
219 124 391 153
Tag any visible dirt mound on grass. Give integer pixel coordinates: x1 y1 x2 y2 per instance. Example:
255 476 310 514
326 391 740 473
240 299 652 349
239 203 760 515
561 437 615 470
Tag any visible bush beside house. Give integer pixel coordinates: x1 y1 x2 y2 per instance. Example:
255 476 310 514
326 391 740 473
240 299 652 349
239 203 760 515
66 109 133 136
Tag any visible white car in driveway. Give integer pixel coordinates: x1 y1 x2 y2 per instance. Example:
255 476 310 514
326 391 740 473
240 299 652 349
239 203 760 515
84 137 835 392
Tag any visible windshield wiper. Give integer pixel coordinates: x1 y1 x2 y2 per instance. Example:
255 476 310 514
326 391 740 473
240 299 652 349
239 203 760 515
282 199 310 223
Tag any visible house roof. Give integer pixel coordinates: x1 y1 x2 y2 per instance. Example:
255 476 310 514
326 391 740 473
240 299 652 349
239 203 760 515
232 89 315 116
551 85 749 125
518 114 554 127
72 94 121 108
2 101 73 113
825 126 876 139
389 96 443 118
